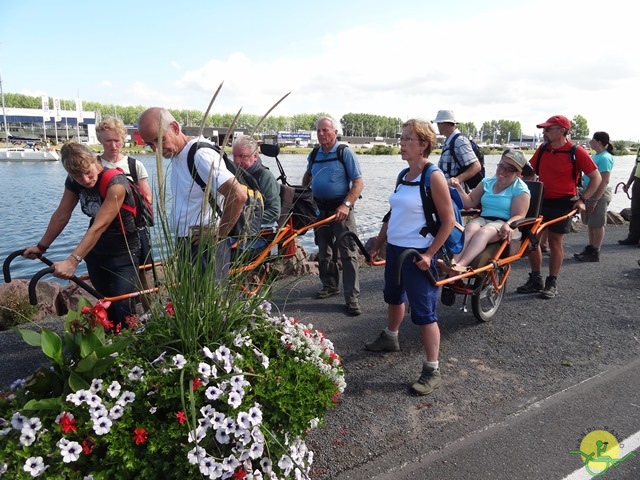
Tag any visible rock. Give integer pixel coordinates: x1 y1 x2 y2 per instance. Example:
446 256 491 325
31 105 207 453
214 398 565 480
620 208 632 222
60 282 99 312
0 279 64 325
606 211 625 225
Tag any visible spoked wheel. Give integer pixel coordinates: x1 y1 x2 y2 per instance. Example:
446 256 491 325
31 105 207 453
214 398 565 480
471 266 507 322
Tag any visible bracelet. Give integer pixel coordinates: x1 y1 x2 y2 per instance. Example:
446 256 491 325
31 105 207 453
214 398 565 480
69 254 83 263
36 242 49 253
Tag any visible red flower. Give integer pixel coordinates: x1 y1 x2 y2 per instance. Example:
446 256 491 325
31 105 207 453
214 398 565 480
82 300 114 330
233 467 247 479
176 411 187 425
133 427 149 445
58 412 77 433
192 377 203 391
82 438 95 455
165 302 175 316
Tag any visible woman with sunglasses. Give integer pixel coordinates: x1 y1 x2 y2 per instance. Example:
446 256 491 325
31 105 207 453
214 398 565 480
447 149 531 273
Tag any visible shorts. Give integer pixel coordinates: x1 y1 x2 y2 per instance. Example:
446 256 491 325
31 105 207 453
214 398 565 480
468 216 522 241
580 188 612 228
541 197 576 234
383 243 439 325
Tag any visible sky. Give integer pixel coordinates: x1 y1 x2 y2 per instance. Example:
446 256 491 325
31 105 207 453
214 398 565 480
1 0 639 141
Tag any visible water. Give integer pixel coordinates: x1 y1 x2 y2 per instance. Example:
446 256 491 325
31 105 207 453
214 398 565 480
1 153 636 283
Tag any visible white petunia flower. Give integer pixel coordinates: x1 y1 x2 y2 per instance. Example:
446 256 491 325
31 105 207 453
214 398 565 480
117 391 135 405
127 366 144 381
172 354 186 369
187 426 207 443
151 351 167 364
205 386 223 401
92 416 112 435
197 362 212 378
109 404 124 420
202 346 214 359
106 381 122 398
60 441 82 463
237 412 251 430
249 405 263 426
215 428 230 444
19 430 36 446
89 379 103 393
23 456 48 477
228 391 242 408
278 455 293 476
11 412 26 430
187 446 207 465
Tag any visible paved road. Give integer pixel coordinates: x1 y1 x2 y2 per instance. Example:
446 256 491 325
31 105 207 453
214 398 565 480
270 224 640 479
2 224 640 479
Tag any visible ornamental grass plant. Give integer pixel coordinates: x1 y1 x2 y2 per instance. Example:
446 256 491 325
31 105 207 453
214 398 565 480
0 146 345 478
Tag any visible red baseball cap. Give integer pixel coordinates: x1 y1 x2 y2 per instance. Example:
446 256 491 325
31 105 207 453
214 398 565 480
536 115 571 130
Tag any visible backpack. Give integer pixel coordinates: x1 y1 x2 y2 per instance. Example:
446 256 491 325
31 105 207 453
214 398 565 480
187 142 264 238
533 142 581 189
392 163 465 256
448 133 485 189
258 143 319 232
98 168 154 229
308 144 348 176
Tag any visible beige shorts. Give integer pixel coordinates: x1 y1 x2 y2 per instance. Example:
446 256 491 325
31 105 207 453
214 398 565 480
580 187 612 228
468 216 522 241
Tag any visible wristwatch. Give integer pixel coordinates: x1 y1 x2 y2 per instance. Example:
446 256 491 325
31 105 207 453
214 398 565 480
343 200 353 210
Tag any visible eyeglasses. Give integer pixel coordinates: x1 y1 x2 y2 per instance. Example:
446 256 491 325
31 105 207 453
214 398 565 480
497 163 518 173
399 136 421 143
542 126 563 133
233 150 257 161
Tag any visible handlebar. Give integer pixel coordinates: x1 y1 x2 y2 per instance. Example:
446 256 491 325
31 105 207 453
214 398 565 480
27 266 103 306
393 248 437 287
615 182 632 200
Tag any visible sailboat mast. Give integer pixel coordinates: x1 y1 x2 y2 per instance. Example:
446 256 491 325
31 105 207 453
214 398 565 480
0 67 9 148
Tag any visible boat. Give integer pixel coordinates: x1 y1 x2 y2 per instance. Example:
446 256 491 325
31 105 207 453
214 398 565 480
0 147 60 161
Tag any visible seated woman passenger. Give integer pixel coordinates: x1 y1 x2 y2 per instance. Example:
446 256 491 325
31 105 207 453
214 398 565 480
448 149 531 273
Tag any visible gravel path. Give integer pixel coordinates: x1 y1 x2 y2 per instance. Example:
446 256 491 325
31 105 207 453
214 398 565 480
2 224 639 478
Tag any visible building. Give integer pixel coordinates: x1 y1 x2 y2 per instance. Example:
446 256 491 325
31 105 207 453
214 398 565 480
0 107 97 144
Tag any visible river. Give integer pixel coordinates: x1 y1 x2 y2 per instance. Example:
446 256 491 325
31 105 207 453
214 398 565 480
1 152 636 282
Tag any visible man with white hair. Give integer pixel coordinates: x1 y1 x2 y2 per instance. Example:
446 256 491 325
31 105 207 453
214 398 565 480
434 109 482 191
302 116 364 316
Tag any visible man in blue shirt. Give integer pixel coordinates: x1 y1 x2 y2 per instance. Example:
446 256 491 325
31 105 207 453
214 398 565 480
302 116 364 316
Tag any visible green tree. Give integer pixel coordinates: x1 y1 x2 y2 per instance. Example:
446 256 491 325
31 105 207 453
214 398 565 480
571 115 589 140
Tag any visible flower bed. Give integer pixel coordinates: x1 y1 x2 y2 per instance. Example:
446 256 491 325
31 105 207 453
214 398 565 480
0 299 345 479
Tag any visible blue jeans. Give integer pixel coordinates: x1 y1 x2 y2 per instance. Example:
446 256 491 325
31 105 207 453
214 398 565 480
85 250 140 329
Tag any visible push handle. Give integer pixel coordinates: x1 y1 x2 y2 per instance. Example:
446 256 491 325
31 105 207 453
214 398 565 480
28 266 103 305
393 248 437 287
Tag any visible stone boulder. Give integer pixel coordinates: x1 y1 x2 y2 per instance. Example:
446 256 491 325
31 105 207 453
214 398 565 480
0 279 64 326
606 211 625 225
620 208 632 222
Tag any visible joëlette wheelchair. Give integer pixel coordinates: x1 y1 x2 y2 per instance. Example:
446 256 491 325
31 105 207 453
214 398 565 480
336 181 577 322
5 143 331 302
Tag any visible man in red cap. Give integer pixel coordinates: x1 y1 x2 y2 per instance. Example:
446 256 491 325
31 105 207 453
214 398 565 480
516 115 601 299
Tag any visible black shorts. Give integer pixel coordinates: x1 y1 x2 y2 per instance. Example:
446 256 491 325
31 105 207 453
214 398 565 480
541 197 576 234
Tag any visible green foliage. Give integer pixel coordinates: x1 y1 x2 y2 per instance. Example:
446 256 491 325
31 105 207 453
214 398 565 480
340 113 403 138
0 286 37 330
359 145 398 155
571 115 589 140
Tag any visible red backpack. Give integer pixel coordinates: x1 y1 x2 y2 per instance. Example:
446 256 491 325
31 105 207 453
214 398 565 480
98 168 154 229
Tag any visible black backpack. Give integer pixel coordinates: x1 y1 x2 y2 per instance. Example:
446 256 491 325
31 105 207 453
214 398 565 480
308 144 350 180
187 142 264 238
448 133 485 189
533 142 581 189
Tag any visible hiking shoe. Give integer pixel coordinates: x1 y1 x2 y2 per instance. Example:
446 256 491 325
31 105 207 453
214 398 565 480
347 301 362 316
313 288 340 299
365 331 400 352
576 249 599 262
538 276 558 299
573 245 593 259
618 237 640 246
411 362 442 395
516 273 544 294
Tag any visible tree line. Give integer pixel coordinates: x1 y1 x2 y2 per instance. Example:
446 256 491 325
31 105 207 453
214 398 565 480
0 92 598 143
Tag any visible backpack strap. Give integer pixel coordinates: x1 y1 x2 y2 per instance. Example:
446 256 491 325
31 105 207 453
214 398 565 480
98 168 136 218
534 143 580 187
127 156 139 184
448 133 464 170
308 143 350 180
